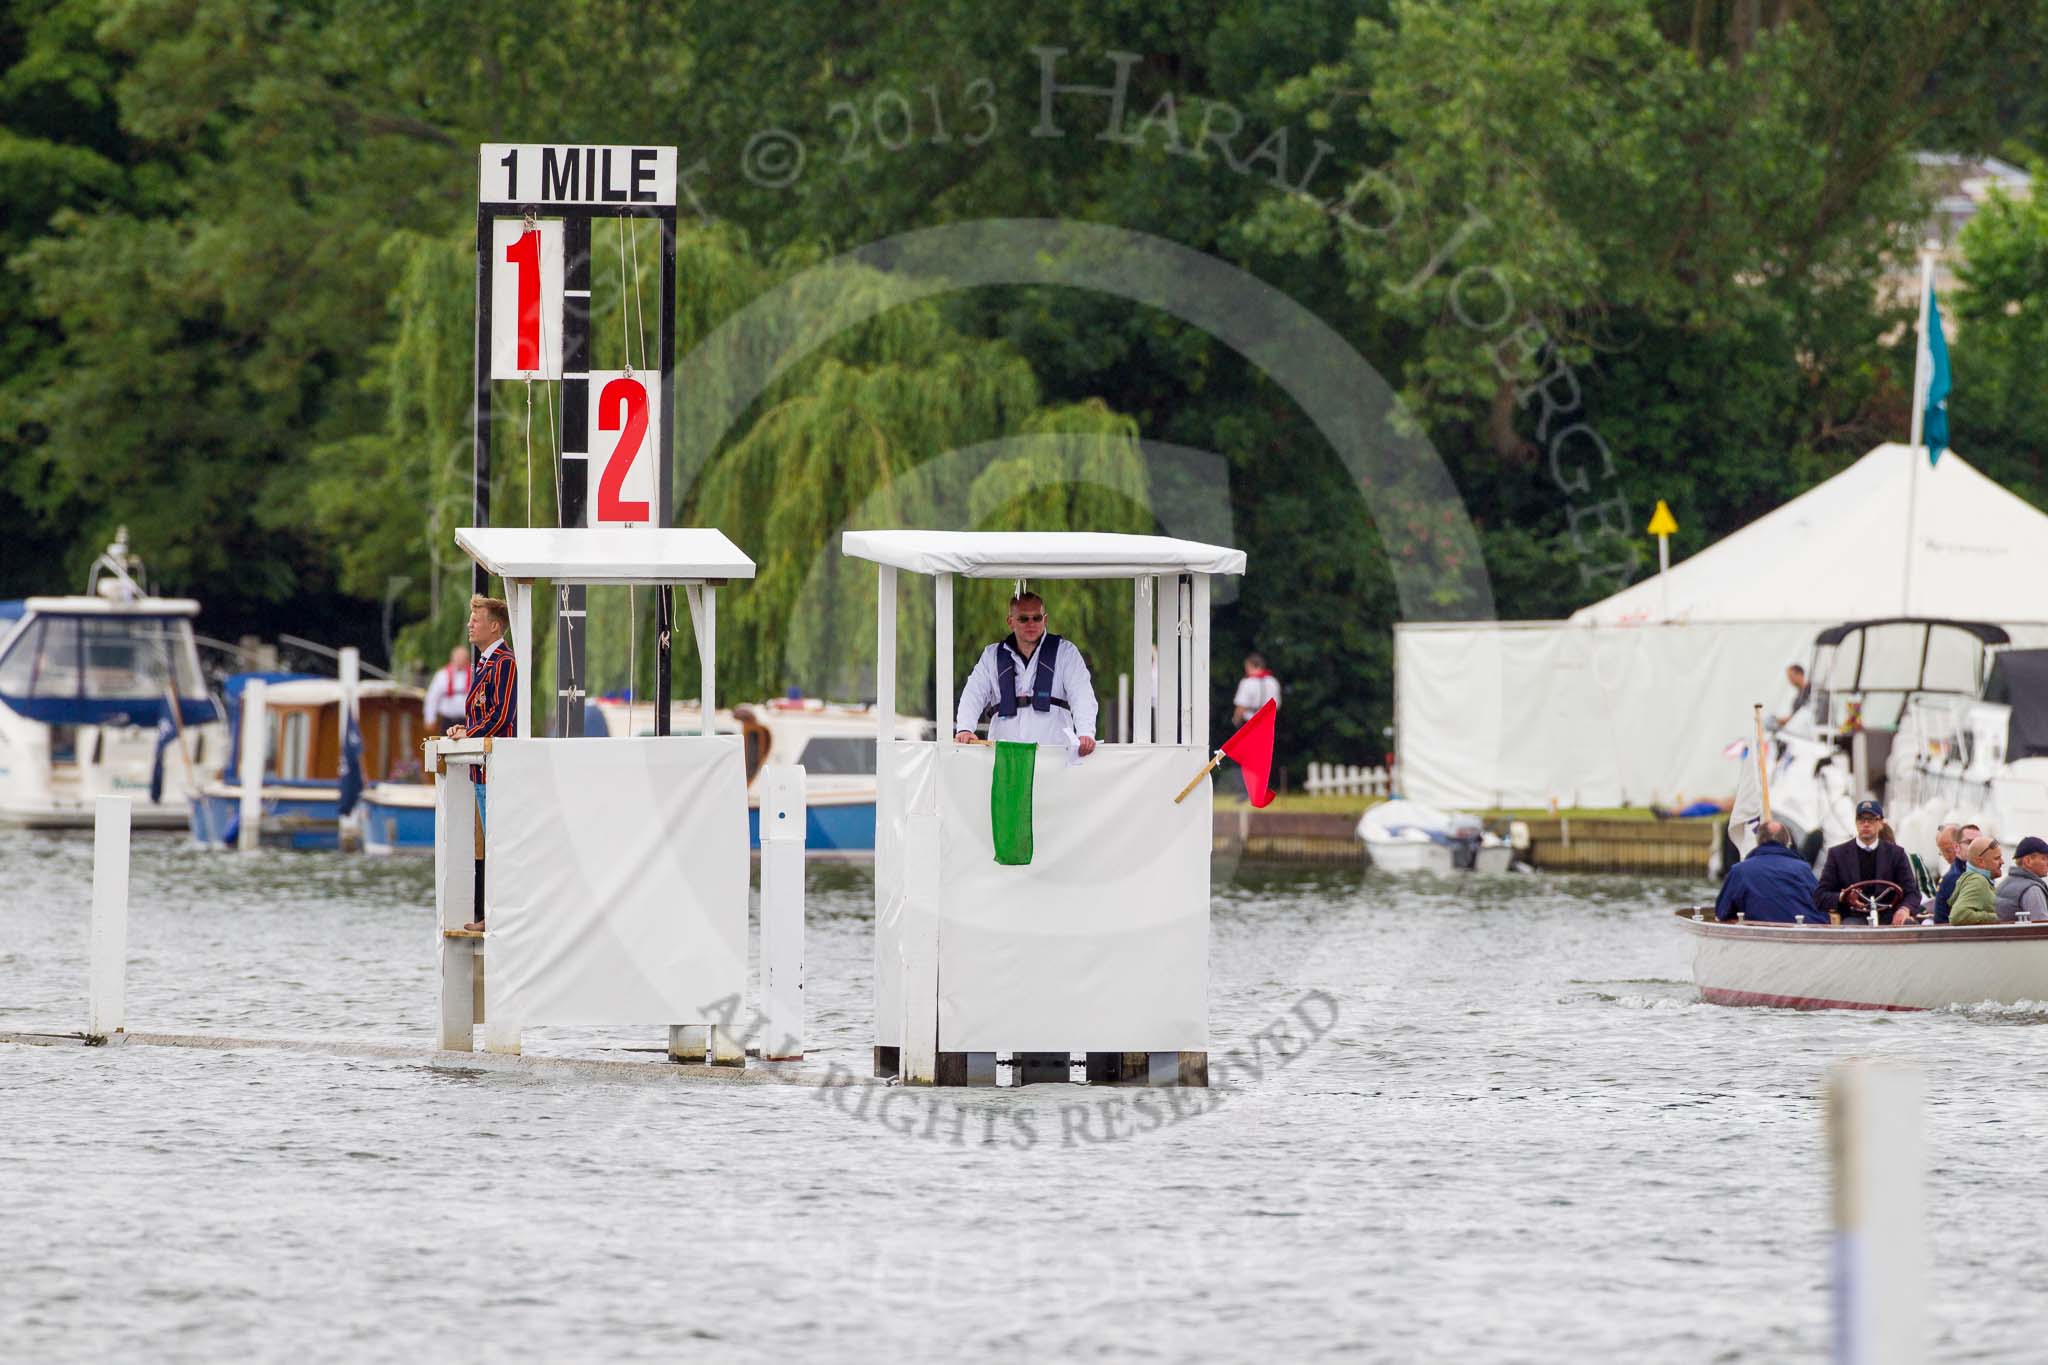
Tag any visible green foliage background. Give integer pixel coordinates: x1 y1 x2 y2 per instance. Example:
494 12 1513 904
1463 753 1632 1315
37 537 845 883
3 0 2046 772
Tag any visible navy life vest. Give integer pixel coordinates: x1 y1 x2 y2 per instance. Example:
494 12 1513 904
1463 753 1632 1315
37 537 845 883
982 634 1068 724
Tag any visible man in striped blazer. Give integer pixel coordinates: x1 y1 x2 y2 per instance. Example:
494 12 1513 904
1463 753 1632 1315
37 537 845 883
446 593 517 930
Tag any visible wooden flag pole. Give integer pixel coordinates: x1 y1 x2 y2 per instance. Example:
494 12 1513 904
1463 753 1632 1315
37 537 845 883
1174 750 1224 805
1753 704 1773 823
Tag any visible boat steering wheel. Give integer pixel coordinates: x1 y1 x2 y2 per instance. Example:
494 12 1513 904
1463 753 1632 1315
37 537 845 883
1843 879 1906 923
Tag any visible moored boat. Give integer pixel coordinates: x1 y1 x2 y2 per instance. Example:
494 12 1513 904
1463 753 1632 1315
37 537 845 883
1674 906 2048 1010
191 675 425 849
0 530 223 829
1358 799 1513 873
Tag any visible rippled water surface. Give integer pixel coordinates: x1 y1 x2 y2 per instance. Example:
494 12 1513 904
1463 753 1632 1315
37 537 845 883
4 831 2045 1362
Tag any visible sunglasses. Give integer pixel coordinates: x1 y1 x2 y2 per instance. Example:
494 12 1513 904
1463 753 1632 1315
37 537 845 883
1013 612 1045 623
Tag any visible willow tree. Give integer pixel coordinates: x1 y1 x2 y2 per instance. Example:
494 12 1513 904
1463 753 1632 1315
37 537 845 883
329 220 1153 726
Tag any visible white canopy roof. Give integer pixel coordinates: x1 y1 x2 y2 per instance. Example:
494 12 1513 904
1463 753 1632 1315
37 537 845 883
24 596 200 617
456 527 756 584
841 530 1245 579
1573 445 2048 625
258 679 423 705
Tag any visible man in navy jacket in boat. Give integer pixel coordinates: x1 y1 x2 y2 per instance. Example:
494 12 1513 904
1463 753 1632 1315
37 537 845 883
1815 799 1923 925
1716 821 1822 924
953 591 1098 754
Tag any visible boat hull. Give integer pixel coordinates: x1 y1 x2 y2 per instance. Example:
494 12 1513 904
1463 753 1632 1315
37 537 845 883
1365 838 1513 874
190 786 342 851
748 794 876 853
361 784 436 855
1675 908 2048 1010
1 799 193 831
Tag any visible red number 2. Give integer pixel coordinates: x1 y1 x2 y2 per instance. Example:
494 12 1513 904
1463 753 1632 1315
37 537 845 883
504 229 541 371
596 377 650 522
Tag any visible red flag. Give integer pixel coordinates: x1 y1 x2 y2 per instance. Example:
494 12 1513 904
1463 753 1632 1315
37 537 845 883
1220 699 1278 808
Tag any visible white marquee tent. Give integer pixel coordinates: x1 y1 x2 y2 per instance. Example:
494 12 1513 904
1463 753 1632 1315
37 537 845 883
1396 445 2048 809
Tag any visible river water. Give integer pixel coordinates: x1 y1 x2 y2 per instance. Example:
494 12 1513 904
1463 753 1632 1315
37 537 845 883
3 831 2044 1362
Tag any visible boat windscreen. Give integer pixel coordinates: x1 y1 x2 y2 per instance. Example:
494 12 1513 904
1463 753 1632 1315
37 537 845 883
1815 620 1993 700
1987 649 2048 760
0 614 215 727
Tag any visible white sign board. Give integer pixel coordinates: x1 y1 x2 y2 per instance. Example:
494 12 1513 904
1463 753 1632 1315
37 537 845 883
489 218 563 380
586 370 660 527
485 737 748 1032
479 143 678 207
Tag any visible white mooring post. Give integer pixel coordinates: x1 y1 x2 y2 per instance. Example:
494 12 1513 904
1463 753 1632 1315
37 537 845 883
434 750 479 1052
237 678 268 851
87 796 132 1040
1831 1061 1926 1365
759 764 807 1059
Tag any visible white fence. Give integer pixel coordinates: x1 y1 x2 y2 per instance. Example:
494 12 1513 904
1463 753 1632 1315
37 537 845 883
1303 762 1391 797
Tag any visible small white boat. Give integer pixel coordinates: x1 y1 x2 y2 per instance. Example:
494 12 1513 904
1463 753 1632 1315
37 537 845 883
1358 799 1513 874
1674 907 2048 1010
0 530 224 829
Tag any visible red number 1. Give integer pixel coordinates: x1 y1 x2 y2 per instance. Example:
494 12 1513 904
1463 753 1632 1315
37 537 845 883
597 377 651 522
505 229 541 371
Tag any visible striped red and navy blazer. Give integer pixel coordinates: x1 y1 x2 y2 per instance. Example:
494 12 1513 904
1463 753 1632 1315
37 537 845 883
464 641 517 781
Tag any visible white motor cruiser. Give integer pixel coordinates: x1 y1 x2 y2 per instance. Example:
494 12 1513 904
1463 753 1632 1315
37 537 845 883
1358 799 1513 874
1884 646 2048 862
0 530 223 829
1749 617 2008 866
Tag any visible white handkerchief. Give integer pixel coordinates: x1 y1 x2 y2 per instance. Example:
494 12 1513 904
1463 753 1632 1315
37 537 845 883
1059 724 1086 767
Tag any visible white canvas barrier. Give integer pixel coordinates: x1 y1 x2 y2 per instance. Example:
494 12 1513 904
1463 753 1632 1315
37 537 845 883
484 737 747 1033
877 742 1209 1053
1396 620 1822 810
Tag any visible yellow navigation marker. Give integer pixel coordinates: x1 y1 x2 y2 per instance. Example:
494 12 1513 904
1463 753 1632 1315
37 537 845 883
1646 500 1678 537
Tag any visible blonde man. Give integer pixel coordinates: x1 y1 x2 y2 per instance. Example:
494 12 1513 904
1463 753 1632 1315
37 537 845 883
445 594 516 931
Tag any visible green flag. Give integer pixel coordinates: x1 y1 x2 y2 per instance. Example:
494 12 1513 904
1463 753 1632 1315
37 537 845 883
991 741 1036 865
1923 283 1951 465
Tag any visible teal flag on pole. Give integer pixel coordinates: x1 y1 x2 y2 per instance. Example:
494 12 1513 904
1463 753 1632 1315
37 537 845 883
1924 284 1951 466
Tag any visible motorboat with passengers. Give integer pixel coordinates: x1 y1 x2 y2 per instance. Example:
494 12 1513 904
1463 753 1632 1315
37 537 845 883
1676 875 2048 1011
0 530 223 829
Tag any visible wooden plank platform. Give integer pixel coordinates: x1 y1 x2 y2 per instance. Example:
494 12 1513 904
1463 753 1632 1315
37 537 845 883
1212 808 1360 864
1520 817 1716 875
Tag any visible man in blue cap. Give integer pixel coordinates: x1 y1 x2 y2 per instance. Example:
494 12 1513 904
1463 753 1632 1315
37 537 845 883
1815 798 1923 925
1716 821 1821 923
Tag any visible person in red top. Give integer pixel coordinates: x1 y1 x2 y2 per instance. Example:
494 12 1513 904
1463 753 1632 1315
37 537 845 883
422 644 471 736
445 594 516 930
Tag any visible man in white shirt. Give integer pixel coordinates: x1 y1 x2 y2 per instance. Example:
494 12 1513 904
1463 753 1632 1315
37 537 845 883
953 592 1098 754
422 644 470 735
1232 652 1281 726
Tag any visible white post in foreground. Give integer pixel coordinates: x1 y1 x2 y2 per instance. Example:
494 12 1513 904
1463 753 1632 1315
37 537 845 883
759 764 807 1059
88 796 131 1040
1831 1061 1926 1365
237 678 268 852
